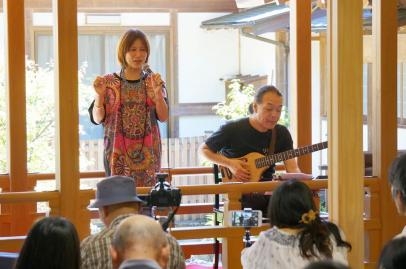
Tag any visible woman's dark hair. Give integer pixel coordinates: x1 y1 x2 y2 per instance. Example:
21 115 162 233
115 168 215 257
117 28 150 68
254 85 282 104
268 180 351 259
15 216 80 269
378 237 406 269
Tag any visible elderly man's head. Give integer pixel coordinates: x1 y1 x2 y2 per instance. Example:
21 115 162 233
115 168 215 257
389 154 406 215
111 215 169 269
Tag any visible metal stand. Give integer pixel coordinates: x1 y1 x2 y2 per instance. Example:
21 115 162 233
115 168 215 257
244 227 252 248
213 164 221 269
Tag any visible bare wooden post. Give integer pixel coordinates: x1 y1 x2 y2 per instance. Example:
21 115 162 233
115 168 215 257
372 0 401 246
222 191 243 269
327 0 364 267
290 0 312 173
4 0 36 235
53 0 82 237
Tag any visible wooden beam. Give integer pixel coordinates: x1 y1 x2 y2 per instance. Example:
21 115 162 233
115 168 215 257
274 31 288 97
289 0 312 173
4 0 35 236
21 0 237 12
53 0 82 237
328 0 364 268
319 32 327 117
372 0 403 248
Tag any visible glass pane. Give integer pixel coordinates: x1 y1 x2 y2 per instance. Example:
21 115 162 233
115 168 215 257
35 35 54 68
104 34 121 73
121 13 170 26
78 34 104 83
27 6 55 173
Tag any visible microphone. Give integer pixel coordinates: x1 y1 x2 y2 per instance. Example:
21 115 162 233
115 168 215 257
143 64 166 89
143 64 153 76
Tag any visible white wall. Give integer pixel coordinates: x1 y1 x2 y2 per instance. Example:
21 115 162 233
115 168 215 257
240 32 276 84
178 14 278 104
177 13 280 137
178 115 225 138
178 13 239 103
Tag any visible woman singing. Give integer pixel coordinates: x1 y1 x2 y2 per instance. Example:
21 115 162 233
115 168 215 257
89 29 168 187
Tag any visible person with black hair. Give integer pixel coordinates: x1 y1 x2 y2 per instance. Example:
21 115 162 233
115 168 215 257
199 85 301 215
241 180 351 269
14 216 80 269
387 154 406 237
378 237 406 269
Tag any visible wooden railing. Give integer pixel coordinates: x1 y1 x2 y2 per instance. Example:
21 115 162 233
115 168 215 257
0 169 381 269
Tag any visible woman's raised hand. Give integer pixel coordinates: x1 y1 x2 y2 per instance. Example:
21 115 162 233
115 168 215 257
146 73 164 104
93 76 107 97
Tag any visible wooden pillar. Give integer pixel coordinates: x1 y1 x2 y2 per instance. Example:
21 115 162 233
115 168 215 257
319 32 328 118
275 31 288 97
4 0 34 235
327 0 364 268
222 192 242 269
53 0 82 237
372 0 403 245
289 0 312 173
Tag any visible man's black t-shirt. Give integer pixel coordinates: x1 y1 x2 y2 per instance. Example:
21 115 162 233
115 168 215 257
205 118 293 179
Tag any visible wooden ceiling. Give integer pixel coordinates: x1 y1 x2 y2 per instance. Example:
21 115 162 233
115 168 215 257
0 0 237 12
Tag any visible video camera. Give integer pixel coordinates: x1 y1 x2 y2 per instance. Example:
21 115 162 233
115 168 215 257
147 173 182 207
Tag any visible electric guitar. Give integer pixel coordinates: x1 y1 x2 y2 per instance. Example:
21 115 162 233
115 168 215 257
219 141 328 183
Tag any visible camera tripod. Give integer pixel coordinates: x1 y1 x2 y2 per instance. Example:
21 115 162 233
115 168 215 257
244 227 253 248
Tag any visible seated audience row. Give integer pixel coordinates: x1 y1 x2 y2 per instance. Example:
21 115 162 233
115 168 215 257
80 176 185 269
12 153 406 269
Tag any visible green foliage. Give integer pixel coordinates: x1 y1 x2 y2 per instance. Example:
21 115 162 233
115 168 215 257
212 79 255 120
0 59 93 173
212 79 290 126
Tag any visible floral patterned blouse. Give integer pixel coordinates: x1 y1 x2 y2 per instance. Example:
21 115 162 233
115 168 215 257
89 73 165 187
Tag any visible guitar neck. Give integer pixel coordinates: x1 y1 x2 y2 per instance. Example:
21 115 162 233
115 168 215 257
256 141 328 169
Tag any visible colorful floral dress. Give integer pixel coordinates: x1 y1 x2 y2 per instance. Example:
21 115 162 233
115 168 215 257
89 73 164 187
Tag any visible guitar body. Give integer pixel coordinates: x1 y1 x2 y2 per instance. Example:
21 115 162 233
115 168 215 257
218 141 328 183
219 152 268 183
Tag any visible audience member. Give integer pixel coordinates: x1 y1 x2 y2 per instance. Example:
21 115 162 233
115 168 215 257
387 154 406 237
14 216 80 269
241 180 352 269
378 237 406 269
80 176 185 269
111 215 169 269
304 260 349 269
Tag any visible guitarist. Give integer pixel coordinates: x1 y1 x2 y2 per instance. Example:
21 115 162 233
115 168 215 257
199 85 301 216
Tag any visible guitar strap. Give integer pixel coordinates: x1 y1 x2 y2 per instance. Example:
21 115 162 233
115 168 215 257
269 127 277 155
